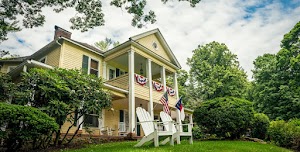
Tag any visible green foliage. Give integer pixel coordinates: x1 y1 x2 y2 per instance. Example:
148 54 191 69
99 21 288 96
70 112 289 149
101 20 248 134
16 68 112 145
0 102 58 151
1 0 202 43
251 113 269 139
0 73 16 102
194 97 254 139
187 41 249 101
252 21 300 120
192 125 203 139
268 119 300 150
60 141 291 152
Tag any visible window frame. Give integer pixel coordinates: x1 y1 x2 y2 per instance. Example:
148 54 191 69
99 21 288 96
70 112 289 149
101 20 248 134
82 55 100 77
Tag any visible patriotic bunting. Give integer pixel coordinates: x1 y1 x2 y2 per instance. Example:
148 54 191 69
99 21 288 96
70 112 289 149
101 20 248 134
135 74 147 86
152 81 164 91
167 87 176 96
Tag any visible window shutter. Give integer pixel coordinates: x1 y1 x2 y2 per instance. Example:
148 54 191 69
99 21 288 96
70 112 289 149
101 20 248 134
82 55 89 74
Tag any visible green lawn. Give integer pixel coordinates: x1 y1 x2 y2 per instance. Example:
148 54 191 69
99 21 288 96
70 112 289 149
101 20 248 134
62 140 291 152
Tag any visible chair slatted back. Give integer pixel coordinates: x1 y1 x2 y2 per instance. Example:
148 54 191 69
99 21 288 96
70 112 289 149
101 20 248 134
136 107 154 136
160 111 176 133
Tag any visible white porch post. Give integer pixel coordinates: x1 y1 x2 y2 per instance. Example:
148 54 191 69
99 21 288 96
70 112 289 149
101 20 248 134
128 50 135 133
174 72 182 132
23 65 27 72
102 61 107 80
161 66 166 92
146 59 153 119
78 115 84 130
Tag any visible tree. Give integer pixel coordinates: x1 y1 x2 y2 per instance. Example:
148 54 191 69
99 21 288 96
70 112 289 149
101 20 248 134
252 21 300 120
0 73 16 103
15 68 112 145
94 38 120 51
1 0 202 43
194 97 254 139
187 41 249 101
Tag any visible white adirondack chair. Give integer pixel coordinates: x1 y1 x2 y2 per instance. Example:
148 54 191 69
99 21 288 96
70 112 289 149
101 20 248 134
160 111 193 144
134 107 174 147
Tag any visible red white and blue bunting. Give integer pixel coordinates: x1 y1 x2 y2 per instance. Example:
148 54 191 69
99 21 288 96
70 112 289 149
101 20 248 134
135 74 147 86
152 81 163 92
167 87 176 96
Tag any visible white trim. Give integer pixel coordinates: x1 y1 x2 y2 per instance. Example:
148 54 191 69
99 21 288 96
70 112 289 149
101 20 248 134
103 83 129 93
39 56 47 63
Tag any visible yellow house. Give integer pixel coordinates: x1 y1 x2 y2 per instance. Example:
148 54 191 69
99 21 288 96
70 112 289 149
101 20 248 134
0 26 193 137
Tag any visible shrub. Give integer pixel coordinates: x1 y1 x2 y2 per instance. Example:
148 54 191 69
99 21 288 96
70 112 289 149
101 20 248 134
192 125 203 139
194 97 254 139
251 113 270 139
268 119 300 150
0 103 58 151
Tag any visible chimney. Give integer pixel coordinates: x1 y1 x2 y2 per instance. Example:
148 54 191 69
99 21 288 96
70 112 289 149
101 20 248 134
54 25 72 40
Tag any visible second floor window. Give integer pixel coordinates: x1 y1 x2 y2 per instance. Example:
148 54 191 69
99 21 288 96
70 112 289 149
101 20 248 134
90 59 99 76
109 69 115 80
82 55 99 77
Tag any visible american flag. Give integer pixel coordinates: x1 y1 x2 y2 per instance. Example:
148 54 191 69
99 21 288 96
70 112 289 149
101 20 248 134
160 91 170 115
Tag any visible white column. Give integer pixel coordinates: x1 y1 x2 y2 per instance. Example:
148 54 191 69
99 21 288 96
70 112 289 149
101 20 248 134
128 50 135 133
161 66 166 92
102 61 107 80
174 72 182 131
23 65 27 72
146 59 153 119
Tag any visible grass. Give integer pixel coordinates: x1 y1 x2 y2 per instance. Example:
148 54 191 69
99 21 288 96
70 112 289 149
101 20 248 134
62 140 291 152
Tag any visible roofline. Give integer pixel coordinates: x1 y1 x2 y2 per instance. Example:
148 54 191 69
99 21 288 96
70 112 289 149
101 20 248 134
61 37 104 57
155 29 182 69
8 60 54 78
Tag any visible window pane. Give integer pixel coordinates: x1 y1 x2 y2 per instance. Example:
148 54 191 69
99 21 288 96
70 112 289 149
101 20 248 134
82 55 89 74
116 68 120 77
109 69 115 80
85 114 99 127
90 59 98 69
90 69 98 76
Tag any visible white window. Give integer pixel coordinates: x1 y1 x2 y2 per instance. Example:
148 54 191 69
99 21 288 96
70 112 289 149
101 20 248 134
85 112 99 128
82 55 99 77
7 66 17 72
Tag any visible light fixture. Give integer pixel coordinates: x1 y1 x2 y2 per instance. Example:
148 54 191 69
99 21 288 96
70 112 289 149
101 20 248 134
140 63 143 75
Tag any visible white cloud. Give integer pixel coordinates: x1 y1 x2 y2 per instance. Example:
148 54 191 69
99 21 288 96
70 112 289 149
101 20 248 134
1 0 300 79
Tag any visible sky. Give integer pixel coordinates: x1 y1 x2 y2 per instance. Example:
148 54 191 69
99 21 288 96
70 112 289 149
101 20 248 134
1 0 300 79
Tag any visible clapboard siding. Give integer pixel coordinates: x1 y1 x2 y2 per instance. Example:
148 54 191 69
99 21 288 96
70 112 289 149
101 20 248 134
46 47 60 67
136 34 171 62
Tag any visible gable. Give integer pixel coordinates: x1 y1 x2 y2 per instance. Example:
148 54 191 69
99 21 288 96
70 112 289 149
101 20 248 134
135 34 172 62
130 29 181 69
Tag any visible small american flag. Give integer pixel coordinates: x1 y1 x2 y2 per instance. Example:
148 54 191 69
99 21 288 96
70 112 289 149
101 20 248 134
160 91 170 115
